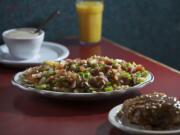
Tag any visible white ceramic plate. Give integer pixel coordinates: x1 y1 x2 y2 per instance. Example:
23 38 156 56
12 71 154 100
108 104 180 135
0 41 69 67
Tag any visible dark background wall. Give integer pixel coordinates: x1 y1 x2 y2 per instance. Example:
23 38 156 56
0 0 179 70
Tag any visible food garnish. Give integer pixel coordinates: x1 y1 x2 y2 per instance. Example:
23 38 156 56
20 56 149 93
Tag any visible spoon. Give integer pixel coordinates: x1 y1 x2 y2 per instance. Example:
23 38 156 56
35 9 60 33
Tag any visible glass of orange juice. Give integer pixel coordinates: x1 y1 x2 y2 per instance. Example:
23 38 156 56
76 0 104 44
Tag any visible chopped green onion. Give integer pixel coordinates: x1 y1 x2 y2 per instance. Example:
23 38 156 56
112 61 117 66
127 62 132 67
99 64 105 68
135 71 142 78
79 72 91 79
104 86 113 92
106 82 112 86
35 84 49 90
136 77 145 84
120 71 132 80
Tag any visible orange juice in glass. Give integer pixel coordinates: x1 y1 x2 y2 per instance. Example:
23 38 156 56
76 0 104 43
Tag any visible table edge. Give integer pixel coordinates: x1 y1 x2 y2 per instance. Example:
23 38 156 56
103 38 180 74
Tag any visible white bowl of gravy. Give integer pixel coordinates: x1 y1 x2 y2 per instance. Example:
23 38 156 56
2 28 45 59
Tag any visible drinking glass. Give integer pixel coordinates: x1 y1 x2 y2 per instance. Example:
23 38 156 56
76 0 104 44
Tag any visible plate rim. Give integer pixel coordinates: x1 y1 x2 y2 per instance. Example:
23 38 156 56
0 41 69 65
108 104 180 135
11 71 154 99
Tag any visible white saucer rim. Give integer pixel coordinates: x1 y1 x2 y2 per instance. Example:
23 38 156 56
0 41 69 66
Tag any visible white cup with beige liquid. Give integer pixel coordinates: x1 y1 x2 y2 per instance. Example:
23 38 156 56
2 28 45 60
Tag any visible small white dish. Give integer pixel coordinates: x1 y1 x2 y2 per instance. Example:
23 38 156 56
11 72 154 100
108 104 180 135
2 28 44 59
0 41 69 67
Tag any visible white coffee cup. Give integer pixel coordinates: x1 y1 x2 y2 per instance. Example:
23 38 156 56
2 28 45 60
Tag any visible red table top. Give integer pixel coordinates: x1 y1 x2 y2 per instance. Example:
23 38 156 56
0 38 179 135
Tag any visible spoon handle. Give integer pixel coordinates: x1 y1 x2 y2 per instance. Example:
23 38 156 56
35 9 60 33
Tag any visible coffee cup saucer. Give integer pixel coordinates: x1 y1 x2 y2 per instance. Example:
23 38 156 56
0 41 69 67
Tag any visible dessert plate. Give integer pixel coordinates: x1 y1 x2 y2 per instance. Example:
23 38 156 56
0 41 69 67
108 104 180 135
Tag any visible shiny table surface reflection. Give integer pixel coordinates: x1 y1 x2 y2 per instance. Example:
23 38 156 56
0 38 179 135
